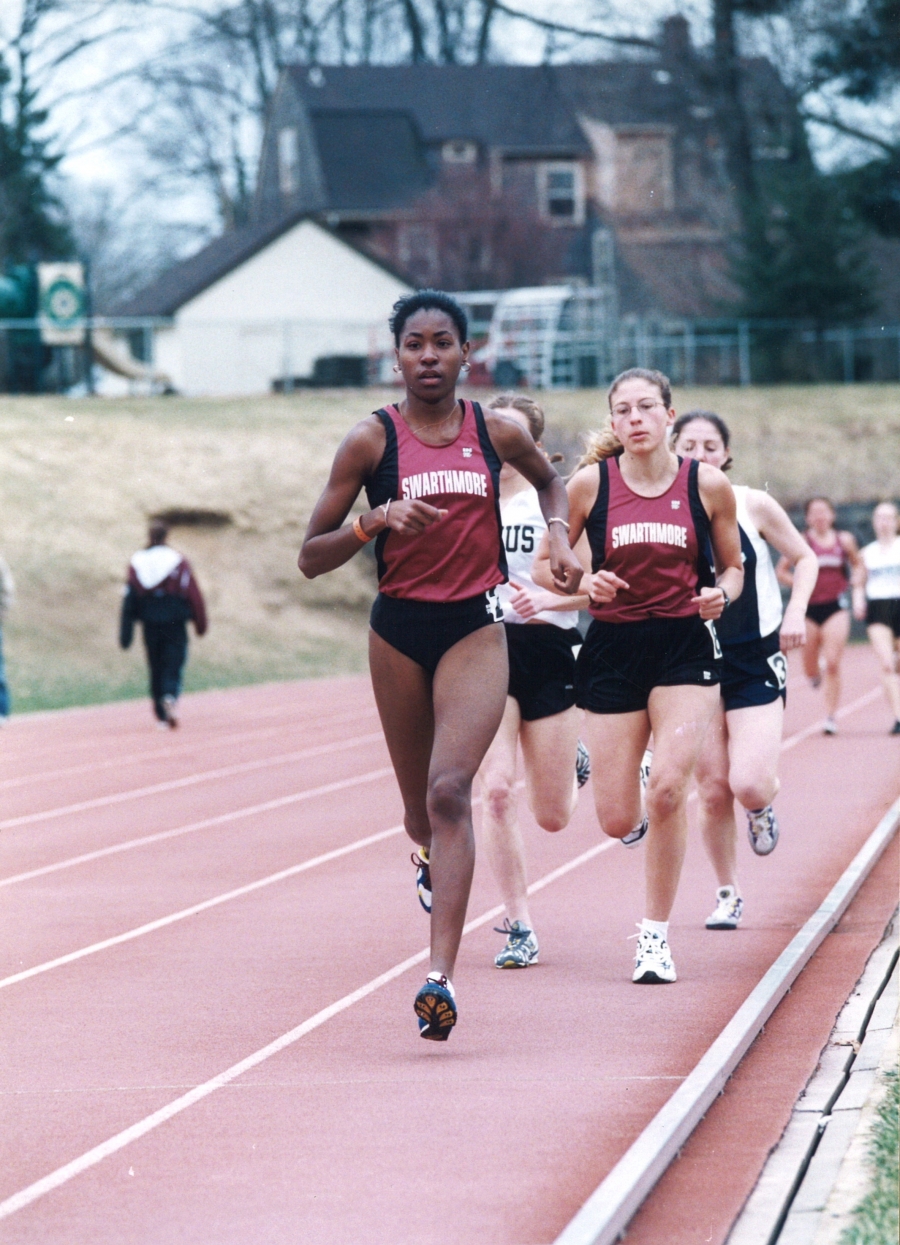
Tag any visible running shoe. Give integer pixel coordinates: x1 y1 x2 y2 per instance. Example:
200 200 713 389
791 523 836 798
575 739 591 788
705 886 744 930
414 974 457 1041
639 748 653 796
823 716 838 735
631 926 677 984
161 695 178 729
411 846 432 914
890 720 900 736
747 805 779 856
621 815 648 848
493 919 539 968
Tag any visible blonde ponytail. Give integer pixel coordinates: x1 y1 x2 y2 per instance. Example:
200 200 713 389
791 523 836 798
577 421 622 469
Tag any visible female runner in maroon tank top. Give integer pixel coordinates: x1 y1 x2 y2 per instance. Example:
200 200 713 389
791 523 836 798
298 291 582 1041
776 497 862 735
534 369 743 985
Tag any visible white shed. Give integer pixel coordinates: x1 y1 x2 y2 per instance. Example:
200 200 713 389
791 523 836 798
116 215 411 396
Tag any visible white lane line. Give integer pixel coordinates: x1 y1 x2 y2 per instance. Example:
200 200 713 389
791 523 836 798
0 732 386 832
0 707 379 793
2 683 880 890
0 765 398 891
553 797 900 1245
0 775 397 991
0 837 615 1221
0 780 526 971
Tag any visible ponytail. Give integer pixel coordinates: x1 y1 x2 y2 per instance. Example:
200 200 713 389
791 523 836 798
577 422 622 469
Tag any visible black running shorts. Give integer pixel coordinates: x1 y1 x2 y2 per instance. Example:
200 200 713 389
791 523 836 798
575 614 722 714
506 622 580 722
721 630 787 712
370 589 503 675
865 597 900 637
806 598 847 626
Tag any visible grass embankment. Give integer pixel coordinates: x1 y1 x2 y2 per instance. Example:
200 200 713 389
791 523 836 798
1 384 898 713
841 1068 899 1245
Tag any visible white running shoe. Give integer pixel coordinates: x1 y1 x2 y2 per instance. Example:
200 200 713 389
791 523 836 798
705 886 744 930
823 716 838 735
621 815 648 848
493 919 540 968
639 748 653 796
631 925 677 983
747 805 779 855
575 739 591 789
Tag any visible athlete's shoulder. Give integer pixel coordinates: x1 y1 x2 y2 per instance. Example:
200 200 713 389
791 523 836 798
483 408 533 456
696 461 735 506
837 528 860 554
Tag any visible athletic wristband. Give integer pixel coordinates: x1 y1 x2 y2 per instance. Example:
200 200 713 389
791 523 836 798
352 515 373 544
547 517 570 531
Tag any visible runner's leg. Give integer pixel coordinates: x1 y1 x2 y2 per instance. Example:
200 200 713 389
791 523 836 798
368 630 434 851
479 697 532 928
580 708 649 840
695 701 737 890
866 622 900 722
803 619 821 682
519 704 581 833
726 699 783 811
820 609 850 720
429 623 509 978
644 684 720 921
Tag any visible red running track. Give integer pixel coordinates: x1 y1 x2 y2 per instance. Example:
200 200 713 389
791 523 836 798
0 653 898 1245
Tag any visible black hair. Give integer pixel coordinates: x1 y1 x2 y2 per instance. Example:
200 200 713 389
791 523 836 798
672 409 734 471
147 518 169 546
389 289 468 345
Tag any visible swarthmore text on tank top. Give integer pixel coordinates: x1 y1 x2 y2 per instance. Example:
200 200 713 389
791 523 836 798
584 453 715 623
364 400 507 603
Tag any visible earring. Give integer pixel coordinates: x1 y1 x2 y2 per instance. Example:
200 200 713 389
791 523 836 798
392 364 402 373
461 362 471 373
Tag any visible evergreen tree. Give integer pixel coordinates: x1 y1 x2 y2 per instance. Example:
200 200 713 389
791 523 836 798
0 49 72 265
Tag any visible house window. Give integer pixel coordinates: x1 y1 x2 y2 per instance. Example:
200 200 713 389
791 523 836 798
539 163 585 225
278 127 299 196
442 140 478 164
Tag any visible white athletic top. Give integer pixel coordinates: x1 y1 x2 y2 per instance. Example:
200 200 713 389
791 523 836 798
130 545 183 590
862 537 900 600
498 487 579 629
717 486 783 644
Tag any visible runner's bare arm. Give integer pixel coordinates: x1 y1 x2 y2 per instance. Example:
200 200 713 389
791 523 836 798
840 531 865 587
531 466 627 604
694 464 743 620
298 418 447 578
486 412 583 593
749 490 818 649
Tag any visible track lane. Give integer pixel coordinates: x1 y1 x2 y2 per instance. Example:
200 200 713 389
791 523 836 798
1 651 897 1243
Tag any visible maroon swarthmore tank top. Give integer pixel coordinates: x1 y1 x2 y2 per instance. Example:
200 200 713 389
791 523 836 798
806 532 849 604
584 453 715 623
363 400 507 602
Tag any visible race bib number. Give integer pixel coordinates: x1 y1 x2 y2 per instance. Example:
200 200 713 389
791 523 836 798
766 650 788 690
705 620 723 660
485 587 503 623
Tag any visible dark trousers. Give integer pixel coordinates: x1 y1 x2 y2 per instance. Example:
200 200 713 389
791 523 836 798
142 622 188 721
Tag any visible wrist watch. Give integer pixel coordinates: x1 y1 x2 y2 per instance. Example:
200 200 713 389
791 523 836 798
720 589 731 610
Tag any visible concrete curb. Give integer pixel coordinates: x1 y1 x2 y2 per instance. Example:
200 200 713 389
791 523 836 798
553 799 900 1245
726 909 898 1245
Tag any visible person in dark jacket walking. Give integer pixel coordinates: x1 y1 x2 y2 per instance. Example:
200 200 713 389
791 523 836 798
120 520 207 728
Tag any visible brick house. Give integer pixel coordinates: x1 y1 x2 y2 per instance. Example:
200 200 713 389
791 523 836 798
253 17 800 317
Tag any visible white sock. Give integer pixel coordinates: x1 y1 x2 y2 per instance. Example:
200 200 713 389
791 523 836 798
426 971 454 997
641 918 668 939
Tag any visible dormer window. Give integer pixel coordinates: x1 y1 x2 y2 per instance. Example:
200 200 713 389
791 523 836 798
278 127 299 195
539 162 585 225
442 140 478 164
